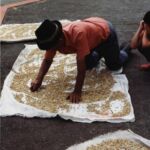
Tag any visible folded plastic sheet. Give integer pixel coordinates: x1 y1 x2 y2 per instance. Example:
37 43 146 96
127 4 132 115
66 130 150 150
0 45 135 123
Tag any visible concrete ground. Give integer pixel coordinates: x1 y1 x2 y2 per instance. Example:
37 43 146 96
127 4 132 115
1 0 23 6
0 0 150 150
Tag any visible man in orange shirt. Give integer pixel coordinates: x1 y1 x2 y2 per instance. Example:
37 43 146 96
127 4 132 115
30 17 128 103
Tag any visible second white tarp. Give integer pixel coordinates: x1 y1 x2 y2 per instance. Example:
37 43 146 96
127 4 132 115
66 130 150 150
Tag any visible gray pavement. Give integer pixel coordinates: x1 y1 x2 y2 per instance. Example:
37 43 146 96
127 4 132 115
1 0 150 150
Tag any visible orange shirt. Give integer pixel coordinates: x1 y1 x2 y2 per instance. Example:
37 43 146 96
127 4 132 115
45 17 110 60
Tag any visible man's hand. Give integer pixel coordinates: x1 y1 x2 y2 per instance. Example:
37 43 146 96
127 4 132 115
30 79 42 92
139 20 144 31
131 20 144 49
67 91 82 103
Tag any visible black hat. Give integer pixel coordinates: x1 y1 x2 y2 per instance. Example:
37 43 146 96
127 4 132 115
35 19 63 50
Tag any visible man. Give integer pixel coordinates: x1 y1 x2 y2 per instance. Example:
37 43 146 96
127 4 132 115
122 11 150 71
30 17 127 103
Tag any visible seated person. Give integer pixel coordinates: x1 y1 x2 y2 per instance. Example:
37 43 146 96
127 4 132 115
123 11 150 71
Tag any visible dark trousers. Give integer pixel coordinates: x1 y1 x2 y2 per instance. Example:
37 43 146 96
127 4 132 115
85 22 127 70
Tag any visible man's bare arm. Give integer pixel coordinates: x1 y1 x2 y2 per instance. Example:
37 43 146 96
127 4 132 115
131 20 144 49
74 58 86 92
30 58 52 92
30 51 56 92
67 58 86 103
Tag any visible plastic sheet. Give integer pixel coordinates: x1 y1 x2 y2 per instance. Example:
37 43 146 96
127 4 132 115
0 44 135 123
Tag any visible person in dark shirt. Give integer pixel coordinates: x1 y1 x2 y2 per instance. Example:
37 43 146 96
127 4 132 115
123 11 150 71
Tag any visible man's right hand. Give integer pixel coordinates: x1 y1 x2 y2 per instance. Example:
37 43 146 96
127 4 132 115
139 20 144 31
30 79 42 92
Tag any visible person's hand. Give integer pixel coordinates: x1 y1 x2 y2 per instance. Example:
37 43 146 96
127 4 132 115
30 79 42 92
139 20 144 31
139 63 150 71
67 91 82 103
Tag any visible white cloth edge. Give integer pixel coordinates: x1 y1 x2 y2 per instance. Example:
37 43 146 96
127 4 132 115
66 130 150 150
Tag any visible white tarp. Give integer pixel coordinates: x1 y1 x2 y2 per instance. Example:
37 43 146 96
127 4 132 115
66 130 150 150
0 44 135 123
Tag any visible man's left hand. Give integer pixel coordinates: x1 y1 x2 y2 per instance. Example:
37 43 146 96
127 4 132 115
67 92 82 103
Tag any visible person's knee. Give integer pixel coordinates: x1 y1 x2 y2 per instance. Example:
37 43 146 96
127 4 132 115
85 51 100 70
119 50 128 64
